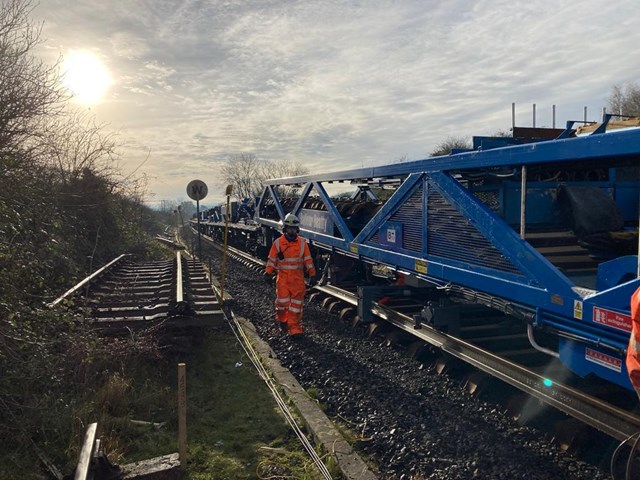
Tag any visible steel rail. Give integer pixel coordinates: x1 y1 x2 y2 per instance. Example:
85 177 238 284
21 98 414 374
49 254 129 307
74 423 97 480
194 227 266 268
196 229 640 440
315 285 640 442
176 251 184 304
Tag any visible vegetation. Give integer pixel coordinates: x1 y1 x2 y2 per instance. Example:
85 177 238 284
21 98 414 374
0 0 170 476
185 332 329 480
0 5 328 479
221 153 309 201
608 82 640 117
429 135 472 156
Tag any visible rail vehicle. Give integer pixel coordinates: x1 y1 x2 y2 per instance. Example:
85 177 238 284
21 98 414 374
194 114 640 392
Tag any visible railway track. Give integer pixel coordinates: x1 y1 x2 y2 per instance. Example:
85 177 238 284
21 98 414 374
50 250 223 331
195 229 640 446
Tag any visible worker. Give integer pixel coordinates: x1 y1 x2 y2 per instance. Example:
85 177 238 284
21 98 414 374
626 287 640 399
264 213 316 338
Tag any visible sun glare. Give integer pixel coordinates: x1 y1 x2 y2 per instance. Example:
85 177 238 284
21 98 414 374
62 50 111 105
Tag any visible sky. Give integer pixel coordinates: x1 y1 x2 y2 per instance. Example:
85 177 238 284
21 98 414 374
33 0 640 206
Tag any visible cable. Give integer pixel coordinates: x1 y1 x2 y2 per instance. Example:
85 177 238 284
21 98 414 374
611 432 640 480
222 308 334 480
626 432 640 480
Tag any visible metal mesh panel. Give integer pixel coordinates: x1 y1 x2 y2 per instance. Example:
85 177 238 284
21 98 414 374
389 187 423 253
427 186 521 275
473 190 500 214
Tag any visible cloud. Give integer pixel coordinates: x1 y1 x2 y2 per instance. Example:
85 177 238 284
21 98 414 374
33 0 640 205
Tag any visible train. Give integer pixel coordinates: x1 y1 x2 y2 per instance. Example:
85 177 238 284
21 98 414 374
193 114 640 392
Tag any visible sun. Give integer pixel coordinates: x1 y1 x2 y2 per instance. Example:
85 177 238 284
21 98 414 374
62 50 112 105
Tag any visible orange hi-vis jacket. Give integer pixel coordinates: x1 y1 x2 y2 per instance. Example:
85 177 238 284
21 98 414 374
626 287 640 398
265 234 316 335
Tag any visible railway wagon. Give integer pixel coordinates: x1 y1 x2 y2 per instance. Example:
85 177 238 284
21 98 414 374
196 115 640 391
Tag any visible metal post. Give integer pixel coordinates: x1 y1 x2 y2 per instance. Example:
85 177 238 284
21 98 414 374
196 199 202 260
584 106 587 124
532 103 536 128
552 105 556 128
520 166 527 239
512 102 516 130
220 185 233 304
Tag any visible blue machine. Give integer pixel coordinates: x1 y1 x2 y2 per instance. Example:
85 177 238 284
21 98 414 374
253 117 640 391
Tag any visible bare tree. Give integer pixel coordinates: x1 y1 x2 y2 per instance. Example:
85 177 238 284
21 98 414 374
266 158 308 179
40 112 120 187
608 83 640 116
262 158 308 198
429 135 472 157
221 154 309 201
221 153 265 201
0 0 65 157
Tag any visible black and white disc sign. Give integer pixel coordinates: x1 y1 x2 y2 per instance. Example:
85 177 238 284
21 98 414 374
186 179 208 201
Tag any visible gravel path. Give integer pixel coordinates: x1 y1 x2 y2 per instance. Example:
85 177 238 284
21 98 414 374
206 244 611 480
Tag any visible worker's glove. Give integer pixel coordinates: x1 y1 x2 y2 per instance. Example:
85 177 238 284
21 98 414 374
263 272 275 284
307 275 317 288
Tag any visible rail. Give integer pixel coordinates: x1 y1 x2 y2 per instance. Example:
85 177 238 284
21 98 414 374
74 423 97 480
176 251 184 304
194 228 640 441
314 284 640 442
48 254 129 307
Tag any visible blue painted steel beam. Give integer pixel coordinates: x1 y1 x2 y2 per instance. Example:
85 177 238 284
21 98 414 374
261 185 285 221
292 182 313 216
429 171 577 298
265 128 640 185
353 173 423 245
310 182 354 242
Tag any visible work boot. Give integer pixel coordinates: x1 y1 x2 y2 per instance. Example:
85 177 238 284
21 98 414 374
278 321 288 332
289 332 304 342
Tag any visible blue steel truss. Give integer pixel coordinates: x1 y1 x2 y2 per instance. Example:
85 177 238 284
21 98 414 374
256 126 640 389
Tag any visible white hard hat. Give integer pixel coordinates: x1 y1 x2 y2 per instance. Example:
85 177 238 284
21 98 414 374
283 213 300 227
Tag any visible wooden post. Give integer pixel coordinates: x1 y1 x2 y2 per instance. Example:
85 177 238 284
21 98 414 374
178 363 187 468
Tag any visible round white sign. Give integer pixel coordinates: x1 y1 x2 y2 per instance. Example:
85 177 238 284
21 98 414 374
186 179 208 201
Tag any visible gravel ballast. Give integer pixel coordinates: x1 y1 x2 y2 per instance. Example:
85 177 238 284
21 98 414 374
203 241 611 480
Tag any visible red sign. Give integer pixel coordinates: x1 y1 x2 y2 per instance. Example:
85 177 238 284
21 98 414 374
592 307 632 333
585 347 622 373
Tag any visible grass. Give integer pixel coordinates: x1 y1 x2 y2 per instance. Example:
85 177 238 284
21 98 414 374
184 328 294 478
0 321 334 479
97 324 333 479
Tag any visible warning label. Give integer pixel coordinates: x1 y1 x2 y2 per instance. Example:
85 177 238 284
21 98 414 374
415 259 428 274
585 347 622 373
592 307 632 333
573 300 583 320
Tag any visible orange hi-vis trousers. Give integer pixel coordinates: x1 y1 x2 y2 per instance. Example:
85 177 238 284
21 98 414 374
265 234 316 335
626 287 640 398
